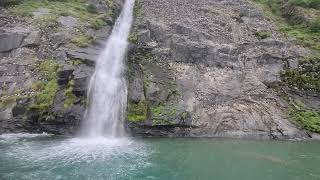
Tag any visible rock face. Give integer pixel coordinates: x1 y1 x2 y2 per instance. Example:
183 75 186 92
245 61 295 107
125 0 310 139
57 16 78 29
0 0 124 135
0 33 24 52
0 0 313 140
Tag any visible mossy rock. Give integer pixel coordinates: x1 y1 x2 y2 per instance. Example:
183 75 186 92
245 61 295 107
281 56 320 93
127 100 148 122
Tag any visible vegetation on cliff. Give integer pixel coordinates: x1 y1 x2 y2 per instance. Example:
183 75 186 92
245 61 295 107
254 0 320 51
254 0 320 133
281 56 320 93
28 60 60 121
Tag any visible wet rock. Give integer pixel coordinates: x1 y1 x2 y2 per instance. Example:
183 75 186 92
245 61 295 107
12 98 29 117
72 65 93 96
66 47 99 66
0 33 24 52
129 77 145 103
57 65 74 86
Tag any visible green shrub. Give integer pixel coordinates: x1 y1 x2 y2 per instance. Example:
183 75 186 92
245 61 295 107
309 17 320 32
127 100 148 122
0 0 23 7
253 0 320 51
281 56 320 92
254 30 272 39
289 100 320 133
86 4 97 14
71 34 94 47
29 79 58 119
90 18 106 30
28 60 60 121
289 0 320 9
63 80 76 108
128 32 138 43
133 0 143 18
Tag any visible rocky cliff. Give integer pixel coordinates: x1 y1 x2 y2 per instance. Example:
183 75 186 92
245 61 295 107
125 0 318 139
0 0 319 139
0 0 123 135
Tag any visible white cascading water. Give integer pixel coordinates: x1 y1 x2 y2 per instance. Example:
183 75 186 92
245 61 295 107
81 0 135 137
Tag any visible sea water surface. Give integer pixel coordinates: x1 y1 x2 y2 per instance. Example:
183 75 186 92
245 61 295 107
0 134 320 180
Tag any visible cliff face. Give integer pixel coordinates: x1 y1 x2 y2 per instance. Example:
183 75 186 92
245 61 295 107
125 0 312 139
0 0 317 139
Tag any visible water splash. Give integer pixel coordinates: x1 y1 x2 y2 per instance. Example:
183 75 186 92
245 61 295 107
82 0 135 137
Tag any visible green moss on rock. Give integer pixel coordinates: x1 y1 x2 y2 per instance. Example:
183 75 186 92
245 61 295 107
254 30 271 39
63 80 76 108
128 32 138 43
289 100 320 133
71 34 94 47
151 104 177 125
28 60 60 121
127 100 148 122
253 0 320 51
281 56 320 93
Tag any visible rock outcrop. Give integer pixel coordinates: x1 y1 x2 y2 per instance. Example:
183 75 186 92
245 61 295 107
125 0 310 139
0 0 123 135
0 0 315 140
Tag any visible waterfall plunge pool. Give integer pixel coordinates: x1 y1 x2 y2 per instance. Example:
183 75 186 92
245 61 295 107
0 134 320 180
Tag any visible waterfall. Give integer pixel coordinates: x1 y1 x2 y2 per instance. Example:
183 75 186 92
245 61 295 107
81 0 135 137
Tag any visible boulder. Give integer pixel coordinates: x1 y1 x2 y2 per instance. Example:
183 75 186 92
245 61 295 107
67 47 100 66
137 29 151 44
49 32 70 47
57 16 78 28
72 65 93 96
57 65 74 85
0 33 24 52
21 31 41 47
32 8 50 17
129 77 145 103
88 0 108 13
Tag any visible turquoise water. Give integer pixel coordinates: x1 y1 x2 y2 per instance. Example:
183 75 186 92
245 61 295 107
0 134 320 180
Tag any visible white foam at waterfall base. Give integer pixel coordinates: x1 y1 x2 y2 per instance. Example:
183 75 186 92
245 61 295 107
81 0 135 137
0 134 151 179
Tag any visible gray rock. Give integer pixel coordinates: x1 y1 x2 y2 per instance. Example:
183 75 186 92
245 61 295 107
57 16 78 28
170 23 193 35
12 98 29 117
49 32 70 46
129 77 145 103
124 0 310 139
0 33 24 52
67 47 100 66
32 8 50 17
55 49 68 61
21 31 41 47
239 6 262 18
137 29 151 44
88 0 108 13
57 65 74 85
72 65 93 96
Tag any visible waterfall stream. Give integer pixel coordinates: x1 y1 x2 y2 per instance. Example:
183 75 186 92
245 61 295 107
81 0 135 137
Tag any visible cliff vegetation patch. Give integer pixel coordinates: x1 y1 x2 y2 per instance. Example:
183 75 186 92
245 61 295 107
254 0 320 51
